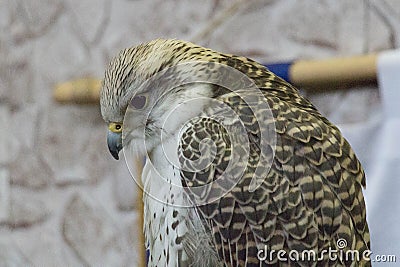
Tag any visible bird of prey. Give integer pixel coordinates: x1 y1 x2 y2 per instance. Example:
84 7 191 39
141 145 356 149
100 39 370 267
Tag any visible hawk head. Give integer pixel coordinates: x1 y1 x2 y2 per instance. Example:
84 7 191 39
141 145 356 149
100 39 219 159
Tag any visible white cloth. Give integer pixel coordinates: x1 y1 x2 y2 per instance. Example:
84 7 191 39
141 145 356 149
338 50 400 264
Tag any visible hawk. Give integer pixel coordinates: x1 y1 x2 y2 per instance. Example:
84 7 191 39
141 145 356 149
100 39 370 266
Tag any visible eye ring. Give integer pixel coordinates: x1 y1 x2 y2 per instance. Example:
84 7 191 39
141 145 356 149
130 95 147 110
109 122 123 133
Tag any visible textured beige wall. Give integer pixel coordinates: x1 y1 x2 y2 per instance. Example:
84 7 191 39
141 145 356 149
0 0 398 265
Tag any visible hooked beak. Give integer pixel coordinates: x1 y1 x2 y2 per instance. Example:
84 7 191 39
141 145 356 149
107 130 123 160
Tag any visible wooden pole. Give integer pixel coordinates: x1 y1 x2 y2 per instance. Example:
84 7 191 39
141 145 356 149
54 77 101 104
53 54 380 104
132 158 146 267
290 54 378 90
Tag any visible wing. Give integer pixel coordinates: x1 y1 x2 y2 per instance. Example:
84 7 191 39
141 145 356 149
178 80 370 267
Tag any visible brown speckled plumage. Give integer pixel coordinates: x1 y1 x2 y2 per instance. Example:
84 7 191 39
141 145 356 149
101 39 370 267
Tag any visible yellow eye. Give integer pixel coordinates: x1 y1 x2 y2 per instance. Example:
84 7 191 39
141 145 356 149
109 122 123 133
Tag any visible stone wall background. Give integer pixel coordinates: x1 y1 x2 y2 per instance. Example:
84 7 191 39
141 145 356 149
0 0 399 265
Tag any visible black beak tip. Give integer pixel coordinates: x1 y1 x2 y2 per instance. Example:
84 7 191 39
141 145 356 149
107 131 123 160
110 150 120 160
108 143 122 160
